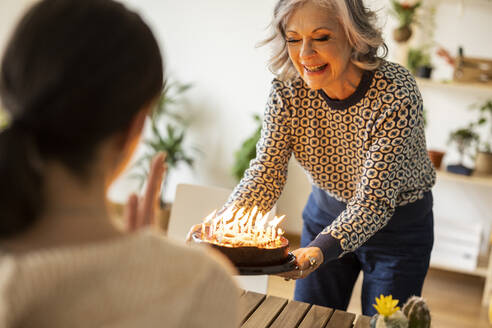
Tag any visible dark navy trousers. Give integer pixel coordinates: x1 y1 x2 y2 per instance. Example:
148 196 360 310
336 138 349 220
294 187 434 316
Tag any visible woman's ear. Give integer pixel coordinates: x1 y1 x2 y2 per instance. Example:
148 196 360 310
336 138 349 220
119 107 149 153
123 108 149 151
110 107 150 182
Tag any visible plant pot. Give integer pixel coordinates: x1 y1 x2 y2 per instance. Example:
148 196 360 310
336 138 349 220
475 151 492 175
416 66 433 79
446 164 473 176
107 201 172 232
428 150 445 170
393 25 412 43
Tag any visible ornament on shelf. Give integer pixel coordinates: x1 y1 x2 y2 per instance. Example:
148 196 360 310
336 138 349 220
390 0 421 43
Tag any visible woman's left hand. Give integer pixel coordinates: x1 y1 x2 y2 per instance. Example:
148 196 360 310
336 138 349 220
278 246 324 281
125 152 167 232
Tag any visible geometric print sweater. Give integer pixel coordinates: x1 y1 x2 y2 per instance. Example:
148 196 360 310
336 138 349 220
227 60 436 262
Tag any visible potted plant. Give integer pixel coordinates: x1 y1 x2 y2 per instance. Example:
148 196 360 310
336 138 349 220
390 0 421 43
471 99 492 175
446 125 479 176
232 114 262 182
131 80 196 230
428 149 445 170
407 47 433 78
421 107 445 170
370 294 431 328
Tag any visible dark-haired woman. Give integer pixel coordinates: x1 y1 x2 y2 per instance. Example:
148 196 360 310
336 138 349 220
0 0 239 326
219 0 435 316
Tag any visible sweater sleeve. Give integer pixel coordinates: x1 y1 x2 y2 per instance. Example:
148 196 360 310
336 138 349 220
309 92 426 261
225 80 293 213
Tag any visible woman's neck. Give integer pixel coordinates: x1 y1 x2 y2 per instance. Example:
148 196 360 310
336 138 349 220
322 63 363 100
4 160 123 254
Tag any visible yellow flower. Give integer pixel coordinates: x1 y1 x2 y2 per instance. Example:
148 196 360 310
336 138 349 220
373 294 400 317
489 296 492 324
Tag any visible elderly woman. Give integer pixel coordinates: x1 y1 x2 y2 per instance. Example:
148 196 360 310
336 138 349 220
225 0 436 315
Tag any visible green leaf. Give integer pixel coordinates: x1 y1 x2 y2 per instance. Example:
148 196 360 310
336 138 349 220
133 153 153 167
231 114 263 181
131 78 198 197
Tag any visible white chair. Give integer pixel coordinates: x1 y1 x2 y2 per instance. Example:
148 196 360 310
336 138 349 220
167 183 271 294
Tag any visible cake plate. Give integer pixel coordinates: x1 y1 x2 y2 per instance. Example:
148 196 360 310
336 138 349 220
237 253 297 275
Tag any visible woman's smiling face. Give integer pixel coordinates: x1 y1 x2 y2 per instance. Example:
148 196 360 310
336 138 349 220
285 1 353 91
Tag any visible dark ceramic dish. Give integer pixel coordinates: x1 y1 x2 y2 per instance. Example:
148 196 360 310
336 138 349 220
236 253 297 275
191 226 293 272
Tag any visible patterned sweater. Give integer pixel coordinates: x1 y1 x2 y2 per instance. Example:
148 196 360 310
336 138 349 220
228 60 436 261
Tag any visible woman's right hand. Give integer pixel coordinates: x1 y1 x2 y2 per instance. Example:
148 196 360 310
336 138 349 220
185 206 228 242
185 223 202 242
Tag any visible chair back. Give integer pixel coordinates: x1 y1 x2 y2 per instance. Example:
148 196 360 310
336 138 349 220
167 183 271 293
167 183 232 242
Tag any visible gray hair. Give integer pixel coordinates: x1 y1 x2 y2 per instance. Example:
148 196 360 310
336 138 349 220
261 0 388 81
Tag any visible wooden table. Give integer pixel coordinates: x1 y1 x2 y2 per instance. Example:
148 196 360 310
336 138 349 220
240 291 371 328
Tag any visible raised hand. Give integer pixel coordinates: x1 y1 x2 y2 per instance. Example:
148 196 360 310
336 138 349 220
125 152 167 232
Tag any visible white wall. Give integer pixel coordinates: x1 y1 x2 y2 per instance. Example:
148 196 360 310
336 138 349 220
108 0 279 203
1 0 492 236
0 1 37 59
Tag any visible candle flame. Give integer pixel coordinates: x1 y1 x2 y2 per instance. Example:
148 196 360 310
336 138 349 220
199 204 286 249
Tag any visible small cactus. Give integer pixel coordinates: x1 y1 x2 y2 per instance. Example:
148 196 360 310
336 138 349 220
370 295 409 328
370 311 409 328
402 296 431 328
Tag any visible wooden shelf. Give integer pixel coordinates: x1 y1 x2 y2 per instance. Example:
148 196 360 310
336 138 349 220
433 170 492 279
431 252 489 278
416 78 492 93
436 169 492 187
440 0 492 5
